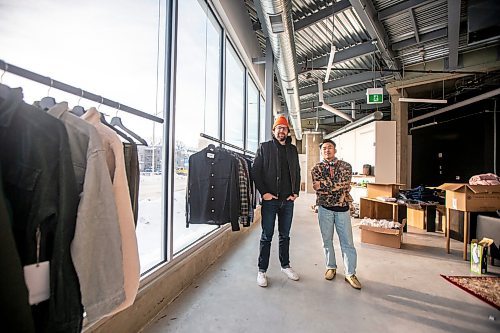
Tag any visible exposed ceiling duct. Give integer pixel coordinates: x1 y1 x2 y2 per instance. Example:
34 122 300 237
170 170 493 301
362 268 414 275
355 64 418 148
258 0 302 140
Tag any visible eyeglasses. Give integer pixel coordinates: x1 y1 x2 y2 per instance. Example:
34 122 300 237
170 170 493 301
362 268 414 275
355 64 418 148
275 125 288 131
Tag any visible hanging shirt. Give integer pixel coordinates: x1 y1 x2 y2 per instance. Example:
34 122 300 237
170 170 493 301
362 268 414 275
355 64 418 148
235 155 249 226
123 142 140 226
82 107 140 319
48 103 125 322
186 147 240 231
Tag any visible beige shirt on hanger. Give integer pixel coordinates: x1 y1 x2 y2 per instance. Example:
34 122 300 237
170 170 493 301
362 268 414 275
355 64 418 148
48 103 125 322
82 107 140 317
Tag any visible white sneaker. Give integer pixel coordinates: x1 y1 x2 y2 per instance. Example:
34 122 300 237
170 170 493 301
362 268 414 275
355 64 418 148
281 267 299 281
257 272 268 287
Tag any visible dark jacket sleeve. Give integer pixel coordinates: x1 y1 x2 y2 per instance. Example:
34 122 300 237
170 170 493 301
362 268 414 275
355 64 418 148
251 143 268 195
293 145 301 195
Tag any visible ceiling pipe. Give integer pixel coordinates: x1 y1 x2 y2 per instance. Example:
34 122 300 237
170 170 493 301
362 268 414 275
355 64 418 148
317 79 354 122
408 87 500 123
399 97 447 104
324 111 383 139
258 0 302 140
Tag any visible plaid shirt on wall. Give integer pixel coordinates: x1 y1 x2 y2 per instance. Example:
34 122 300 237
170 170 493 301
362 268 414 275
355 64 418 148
236 156 249 226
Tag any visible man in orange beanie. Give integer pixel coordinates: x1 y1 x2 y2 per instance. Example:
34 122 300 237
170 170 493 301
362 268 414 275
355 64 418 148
251 114 301 287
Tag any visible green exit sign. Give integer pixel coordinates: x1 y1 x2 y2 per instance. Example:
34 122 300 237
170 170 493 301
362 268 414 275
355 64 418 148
366 88 383 104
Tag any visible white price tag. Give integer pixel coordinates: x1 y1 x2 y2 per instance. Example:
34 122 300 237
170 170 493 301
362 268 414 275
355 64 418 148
23 261 50 305
206 153 215 159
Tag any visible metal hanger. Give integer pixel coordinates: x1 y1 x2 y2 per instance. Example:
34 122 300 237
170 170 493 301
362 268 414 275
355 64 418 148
39 79 56 110
0 63 6 84
71 89 85 116
99 108 136 144
110 104 148 146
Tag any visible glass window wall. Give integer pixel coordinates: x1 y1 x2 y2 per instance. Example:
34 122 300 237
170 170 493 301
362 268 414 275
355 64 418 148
224 43 245 148
247 77 259 153
173 0 222 254
0 0 166 274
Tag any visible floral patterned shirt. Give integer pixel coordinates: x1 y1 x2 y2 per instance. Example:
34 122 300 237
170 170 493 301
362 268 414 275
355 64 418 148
311 158 353 208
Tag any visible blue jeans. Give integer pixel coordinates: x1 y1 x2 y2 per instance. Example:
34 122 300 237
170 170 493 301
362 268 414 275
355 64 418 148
317 206 357 276
258 199 294 272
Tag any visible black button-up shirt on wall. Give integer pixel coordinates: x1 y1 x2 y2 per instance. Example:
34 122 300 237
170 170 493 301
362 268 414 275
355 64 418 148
186 147 240 231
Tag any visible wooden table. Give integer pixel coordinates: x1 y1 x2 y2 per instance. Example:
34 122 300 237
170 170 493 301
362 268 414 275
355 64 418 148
445 208 499 260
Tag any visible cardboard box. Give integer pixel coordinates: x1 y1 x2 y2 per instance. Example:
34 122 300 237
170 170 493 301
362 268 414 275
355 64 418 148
367 183 404 199
359 219 406 249
406 204 437 231
470 238 493 274
437 183 500 212
407 206 425 229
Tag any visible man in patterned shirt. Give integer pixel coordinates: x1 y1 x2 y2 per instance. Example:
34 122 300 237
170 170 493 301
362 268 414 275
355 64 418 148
311 139 361 289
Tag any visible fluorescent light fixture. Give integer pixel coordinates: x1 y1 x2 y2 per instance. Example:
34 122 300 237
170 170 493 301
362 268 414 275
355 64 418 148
410 121 437 131
324 45 336 83
324 111 383 139
399 97 447 104
317 79 353 122
269 14 284 33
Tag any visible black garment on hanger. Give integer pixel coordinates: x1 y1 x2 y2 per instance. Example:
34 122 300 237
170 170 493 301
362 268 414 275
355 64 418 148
186 146 240 231
0 86 83 332
123 142 140 226
0 164 35 333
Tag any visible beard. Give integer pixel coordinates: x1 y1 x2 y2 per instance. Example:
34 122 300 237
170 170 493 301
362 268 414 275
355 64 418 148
277 133 286 142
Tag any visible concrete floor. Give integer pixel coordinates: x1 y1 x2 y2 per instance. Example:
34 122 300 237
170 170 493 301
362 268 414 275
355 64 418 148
142 193 500 333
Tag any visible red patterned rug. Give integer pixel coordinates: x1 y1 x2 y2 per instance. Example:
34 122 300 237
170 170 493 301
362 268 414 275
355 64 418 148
441 275 500 310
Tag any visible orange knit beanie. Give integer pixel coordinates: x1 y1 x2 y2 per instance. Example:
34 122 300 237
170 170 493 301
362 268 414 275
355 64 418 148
272 115 289 130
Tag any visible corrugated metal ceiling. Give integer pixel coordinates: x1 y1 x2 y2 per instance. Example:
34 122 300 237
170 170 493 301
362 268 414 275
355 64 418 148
244 0 500 131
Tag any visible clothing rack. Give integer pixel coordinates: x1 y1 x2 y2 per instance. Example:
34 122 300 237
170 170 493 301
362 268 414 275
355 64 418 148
0 59 164 123
200 133 255 157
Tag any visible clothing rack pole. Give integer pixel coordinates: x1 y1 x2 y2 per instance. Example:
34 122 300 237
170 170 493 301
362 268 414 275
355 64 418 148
0 59 164 123
200 133 255 157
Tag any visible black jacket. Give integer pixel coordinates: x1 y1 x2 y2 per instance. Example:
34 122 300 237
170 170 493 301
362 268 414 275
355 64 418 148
0 85 83 332
0 164 35 333
251 136 301 198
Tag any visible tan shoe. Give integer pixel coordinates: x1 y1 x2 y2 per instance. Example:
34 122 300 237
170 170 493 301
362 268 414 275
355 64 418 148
325 269 336 280
345 275 362 289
